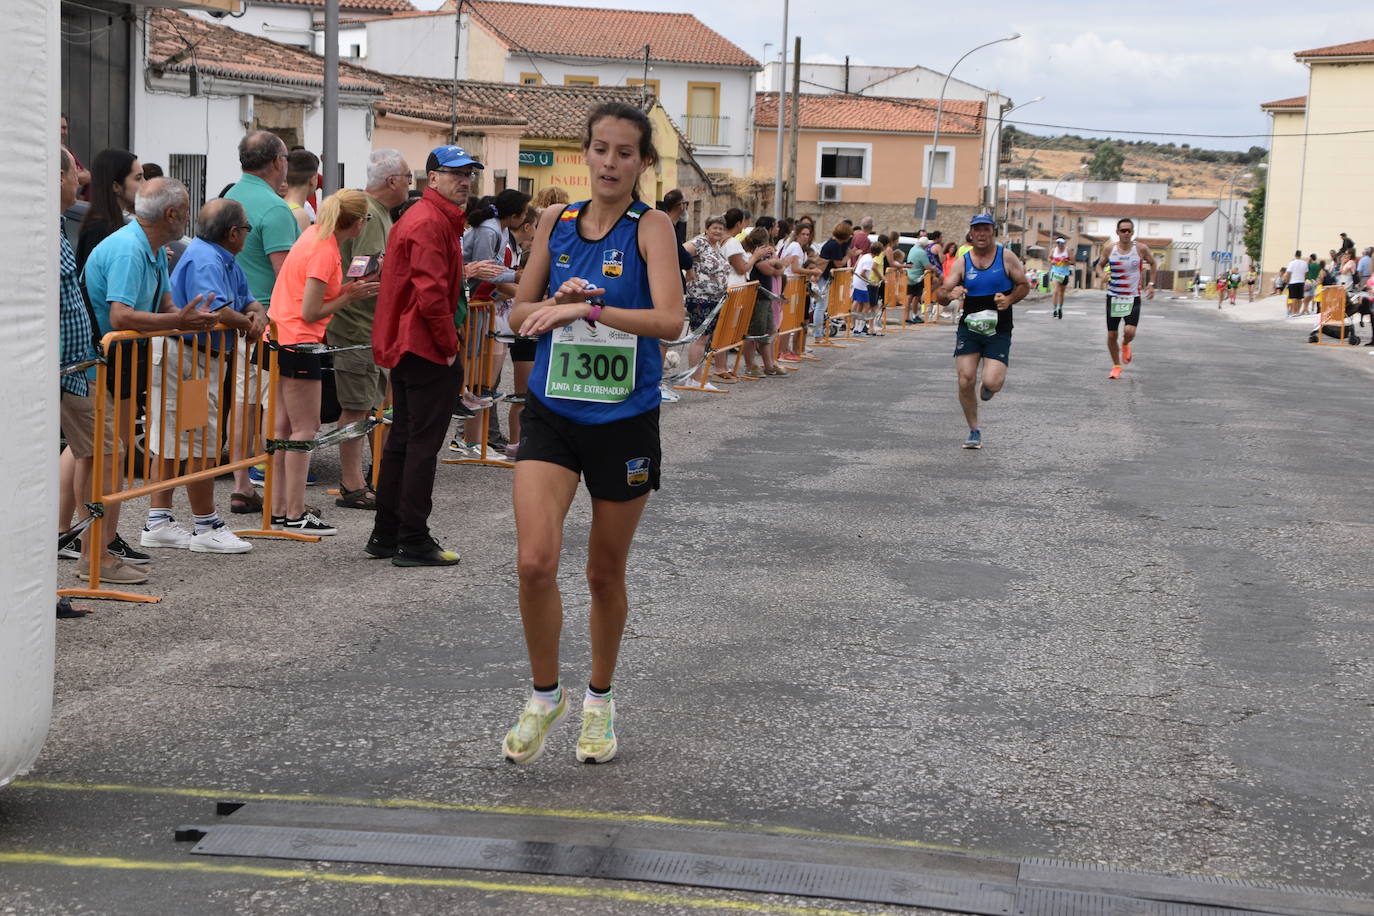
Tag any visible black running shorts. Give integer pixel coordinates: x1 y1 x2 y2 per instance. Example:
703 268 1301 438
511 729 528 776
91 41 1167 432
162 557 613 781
1287 282 1306 302
1106 295 1142 331
516 393 661 501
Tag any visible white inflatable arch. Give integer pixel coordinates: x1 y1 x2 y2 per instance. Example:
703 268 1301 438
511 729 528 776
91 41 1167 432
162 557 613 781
0 0 59 788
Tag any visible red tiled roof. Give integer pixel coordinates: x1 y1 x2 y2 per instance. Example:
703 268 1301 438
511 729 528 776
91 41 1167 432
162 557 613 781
341 66 526 127
1137 237 1173 247
406 79 654 140
1295 38 1374 59
1260 95 1306 110
1005 190 1083 211
1079 202 1216 220
754 94 982 135
465 1 758 68
147 9 383 92
256 0 416 11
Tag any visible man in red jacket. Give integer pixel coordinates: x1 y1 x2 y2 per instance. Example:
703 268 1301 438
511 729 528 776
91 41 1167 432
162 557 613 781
367 145 482 567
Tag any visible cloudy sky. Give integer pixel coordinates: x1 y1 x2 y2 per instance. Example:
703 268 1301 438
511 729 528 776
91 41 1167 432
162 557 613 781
413 0 1374 151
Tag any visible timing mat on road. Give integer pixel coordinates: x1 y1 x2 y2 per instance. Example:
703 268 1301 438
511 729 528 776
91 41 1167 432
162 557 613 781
178 800 1374 916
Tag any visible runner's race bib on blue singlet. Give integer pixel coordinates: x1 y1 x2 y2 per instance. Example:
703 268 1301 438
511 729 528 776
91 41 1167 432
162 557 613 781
545 317 636 403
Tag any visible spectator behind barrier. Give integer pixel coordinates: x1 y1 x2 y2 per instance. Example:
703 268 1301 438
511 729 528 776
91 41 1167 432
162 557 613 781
81 177 220 586
142 198 267 556
328 148 412 510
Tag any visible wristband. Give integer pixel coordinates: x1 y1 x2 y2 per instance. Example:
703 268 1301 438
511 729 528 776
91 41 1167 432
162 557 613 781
586 303 603 325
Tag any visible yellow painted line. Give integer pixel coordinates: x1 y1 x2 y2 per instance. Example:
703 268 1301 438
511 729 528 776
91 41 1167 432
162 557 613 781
0 852 879 916
11 780 993 857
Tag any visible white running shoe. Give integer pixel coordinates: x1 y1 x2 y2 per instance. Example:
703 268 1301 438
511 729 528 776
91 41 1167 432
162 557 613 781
189 525 253 554
659 385 681 403
140 521 192 549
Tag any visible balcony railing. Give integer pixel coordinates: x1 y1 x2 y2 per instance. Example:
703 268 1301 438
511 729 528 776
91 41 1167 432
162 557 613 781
681 114 728 147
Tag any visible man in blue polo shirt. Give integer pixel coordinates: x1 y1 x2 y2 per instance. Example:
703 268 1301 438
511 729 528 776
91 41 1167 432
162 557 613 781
81 177 218 583
142 198 266 555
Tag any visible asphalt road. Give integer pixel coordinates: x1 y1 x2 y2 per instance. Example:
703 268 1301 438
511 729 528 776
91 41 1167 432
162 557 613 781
3 288 1372 915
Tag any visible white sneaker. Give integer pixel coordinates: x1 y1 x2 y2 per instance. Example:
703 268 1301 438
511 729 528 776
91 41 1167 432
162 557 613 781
659 385 681 403
140 521 192 549
190 525 253 554
700 381 724 392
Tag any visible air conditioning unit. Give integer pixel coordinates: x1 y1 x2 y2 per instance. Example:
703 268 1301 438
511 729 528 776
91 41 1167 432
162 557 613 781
819 182 842 203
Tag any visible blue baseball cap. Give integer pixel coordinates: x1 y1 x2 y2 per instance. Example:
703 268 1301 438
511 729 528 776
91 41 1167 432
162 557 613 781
426 145 484 172
969 213 996 227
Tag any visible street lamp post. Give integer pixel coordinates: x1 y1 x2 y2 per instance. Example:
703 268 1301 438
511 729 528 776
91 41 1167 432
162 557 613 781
919 32 1020 231
989 94 1043 229
772 0 789 220
1047 164 1085 253
1217 163 1265 272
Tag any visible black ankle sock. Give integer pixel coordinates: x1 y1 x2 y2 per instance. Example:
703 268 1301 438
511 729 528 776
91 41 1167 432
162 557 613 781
587 683 612 698
533 681 559 694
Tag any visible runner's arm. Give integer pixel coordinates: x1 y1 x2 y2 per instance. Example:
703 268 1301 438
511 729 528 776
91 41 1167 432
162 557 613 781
996 250 1031 309
936 257 966 305
1139 242 1158 298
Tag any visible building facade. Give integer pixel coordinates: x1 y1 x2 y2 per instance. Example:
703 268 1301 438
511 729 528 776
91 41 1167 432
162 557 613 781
753 93 985 234
1260 39 1374 284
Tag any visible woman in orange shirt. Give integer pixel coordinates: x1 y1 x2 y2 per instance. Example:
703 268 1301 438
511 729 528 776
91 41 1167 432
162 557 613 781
269 189 379 535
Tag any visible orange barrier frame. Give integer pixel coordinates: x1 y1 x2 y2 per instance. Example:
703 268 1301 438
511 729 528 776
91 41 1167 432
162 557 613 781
1313 286 1353 347
59 325 309 605
675 284 756 393
881 268 905 333
775 277 818 368
443 300 514 468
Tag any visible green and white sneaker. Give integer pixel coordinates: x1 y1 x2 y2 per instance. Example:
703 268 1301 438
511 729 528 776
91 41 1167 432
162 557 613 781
576 697 617 764
502 692 567 765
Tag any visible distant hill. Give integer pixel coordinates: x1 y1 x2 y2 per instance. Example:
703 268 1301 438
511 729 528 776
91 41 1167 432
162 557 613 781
1002 127 1266 199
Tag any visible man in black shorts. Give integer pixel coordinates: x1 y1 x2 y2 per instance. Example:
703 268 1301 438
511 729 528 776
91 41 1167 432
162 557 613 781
1280 250 1308 318
938 214 1029 448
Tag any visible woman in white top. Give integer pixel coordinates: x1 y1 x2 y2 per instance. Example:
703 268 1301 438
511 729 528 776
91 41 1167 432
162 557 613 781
777 222 821 359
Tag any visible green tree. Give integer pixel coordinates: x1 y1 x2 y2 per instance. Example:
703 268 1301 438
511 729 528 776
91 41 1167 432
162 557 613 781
1243 181 1265 263
1086 141 1125 180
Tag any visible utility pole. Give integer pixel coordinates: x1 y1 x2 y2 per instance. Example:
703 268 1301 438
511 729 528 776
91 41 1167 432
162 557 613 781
786 35 801 217
323 0 339 194
640 45 650 106
450 0 462 143
772 0 788 219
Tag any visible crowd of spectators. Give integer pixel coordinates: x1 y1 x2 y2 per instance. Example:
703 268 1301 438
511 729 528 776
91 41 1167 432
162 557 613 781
54 114 956 616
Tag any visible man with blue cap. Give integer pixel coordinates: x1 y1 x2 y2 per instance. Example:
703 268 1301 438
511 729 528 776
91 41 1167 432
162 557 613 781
937 212 1030 449
367 145 483 567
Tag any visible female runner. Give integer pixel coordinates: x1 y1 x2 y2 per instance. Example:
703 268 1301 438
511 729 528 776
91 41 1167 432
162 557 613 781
503 102 685 765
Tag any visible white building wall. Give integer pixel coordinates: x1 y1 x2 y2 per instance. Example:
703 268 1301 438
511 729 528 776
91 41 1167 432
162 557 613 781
351 13 457 79
134 76 376 205
187 5 316 48
311 23 369 62
1010 180 1171 204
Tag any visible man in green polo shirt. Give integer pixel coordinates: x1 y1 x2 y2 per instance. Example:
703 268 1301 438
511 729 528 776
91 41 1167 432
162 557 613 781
225 130 298 502
225 131 298 307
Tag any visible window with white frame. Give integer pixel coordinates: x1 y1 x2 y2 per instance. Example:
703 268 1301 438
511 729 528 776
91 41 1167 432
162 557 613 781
816 143 871 185
1181 223 1193 237
1147 222 1160 235
922 145 955 188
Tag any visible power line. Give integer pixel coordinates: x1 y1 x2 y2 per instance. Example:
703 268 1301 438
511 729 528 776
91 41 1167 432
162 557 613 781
786 75 1374 142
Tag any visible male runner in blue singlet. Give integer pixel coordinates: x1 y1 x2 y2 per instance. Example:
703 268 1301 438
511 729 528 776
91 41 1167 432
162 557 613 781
937 213 1030 449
